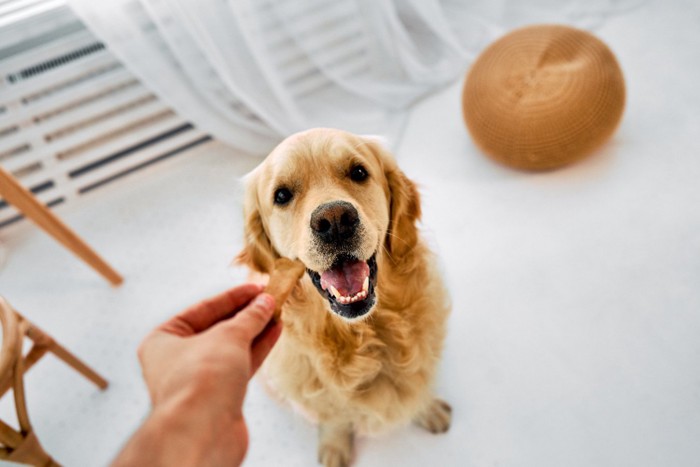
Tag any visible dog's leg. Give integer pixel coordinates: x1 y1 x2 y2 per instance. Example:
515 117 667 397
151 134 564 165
413 398 452 434
318 422 354 467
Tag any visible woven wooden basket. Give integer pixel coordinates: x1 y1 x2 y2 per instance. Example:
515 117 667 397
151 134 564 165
462 25 625 171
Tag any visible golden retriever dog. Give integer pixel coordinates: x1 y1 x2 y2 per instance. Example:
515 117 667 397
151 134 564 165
237 128 451 466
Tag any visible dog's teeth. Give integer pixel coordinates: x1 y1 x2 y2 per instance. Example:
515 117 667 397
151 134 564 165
329 285 342 299
334 288 370 305
362 277 369 293
344 290 367 304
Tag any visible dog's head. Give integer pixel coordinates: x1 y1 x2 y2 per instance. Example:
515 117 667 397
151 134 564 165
237 128 420 321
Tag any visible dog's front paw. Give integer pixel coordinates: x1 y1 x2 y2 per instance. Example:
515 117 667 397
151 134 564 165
414 398 452 434
318 422 353 467
318 444 352 467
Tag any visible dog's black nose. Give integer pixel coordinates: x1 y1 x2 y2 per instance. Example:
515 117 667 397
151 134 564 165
310 201 360 244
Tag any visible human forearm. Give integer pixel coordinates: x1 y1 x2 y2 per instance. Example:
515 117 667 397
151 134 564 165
112 388 247 467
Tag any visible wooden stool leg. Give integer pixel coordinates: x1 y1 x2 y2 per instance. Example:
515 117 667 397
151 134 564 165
48 341 108 390
21 318 108 390
0 345 49 398
0 418 23 448
6 430 60 467
0 166 123 286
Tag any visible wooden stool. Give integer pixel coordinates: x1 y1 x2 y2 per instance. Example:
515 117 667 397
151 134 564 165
0 297 108 466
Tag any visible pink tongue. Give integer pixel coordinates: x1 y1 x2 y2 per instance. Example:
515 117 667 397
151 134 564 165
320 259 369 297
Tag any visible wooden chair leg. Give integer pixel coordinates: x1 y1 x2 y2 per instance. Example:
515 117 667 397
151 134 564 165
0 166 123 286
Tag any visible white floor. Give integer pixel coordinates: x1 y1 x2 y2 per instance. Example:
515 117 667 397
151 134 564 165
1 1 700 465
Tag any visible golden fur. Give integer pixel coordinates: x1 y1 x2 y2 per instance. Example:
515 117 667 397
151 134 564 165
237 128 450 465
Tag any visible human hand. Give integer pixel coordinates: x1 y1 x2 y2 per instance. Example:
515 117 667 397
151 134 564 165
139 283 279 408
113 284 280 467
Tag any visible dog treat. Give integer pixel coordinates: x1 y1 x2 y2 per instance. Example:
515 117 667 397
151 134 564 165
264 258 306 320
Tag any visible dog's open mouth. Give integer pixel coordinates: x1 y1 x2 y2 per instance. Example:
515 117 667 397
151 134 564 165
307 254 377 320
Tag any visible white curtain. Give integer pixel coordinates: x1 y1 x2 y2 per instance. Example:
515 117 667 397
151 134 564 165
67 0 642 155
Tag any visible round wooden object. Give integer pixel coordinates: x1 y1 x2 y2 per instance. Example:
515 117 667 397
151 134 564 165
462 25 625 170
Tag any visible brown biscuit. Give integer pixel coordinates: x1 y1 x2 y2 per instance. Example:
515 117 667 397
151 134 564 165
264 258 306 320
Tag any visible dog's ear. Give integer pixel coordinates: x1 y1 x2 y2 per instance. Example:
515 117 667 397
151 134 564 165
385 162 422 259
362 137 422 260
235 174 277 273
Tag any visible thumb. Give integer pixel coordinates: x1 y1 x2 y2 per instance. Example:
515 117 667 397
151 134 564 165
220 293 275 344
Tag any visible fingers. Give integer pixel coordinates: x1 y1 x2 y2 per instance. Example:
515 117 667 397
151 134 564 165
159 283 264 336
250 320 283 375
220 293 276 344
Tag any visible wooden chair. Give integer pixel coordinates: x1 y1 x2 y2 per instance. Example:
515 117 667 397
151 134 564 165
0 297 108 466
0 165 123 286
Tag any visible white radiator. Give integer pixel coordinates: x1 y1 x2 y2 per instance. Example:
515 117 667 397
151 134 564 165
0 0 211 228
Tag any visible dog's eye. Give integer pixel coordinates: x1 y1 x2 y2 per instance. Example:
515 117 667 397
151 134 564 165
274 188 293 206
350 165 369 182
